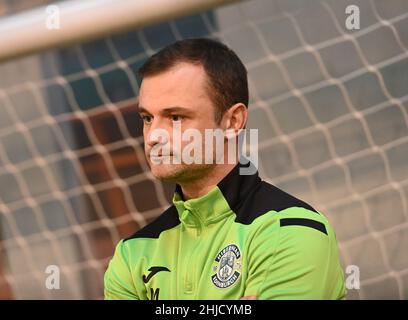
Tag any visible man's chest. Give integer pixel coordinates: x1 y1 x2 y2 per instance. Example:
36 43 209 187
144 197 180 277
135 227 248 300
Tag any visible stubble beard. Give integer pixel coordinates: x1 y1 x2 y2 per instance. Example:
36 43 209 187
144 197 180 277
148 160 215 184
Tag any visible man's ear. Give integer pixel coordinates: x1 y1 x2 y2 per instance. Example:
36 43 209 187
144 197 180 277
223 103 248 132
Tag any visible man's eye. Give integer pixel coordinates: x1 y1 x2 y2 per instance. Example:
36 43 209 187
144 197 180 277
171 115 182 122
141 115 152 123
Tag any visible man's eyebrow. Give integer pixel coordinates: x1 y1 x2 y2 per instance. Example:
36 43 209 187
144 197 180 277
137 105 195 116
160 107 195 116
137 106 151 114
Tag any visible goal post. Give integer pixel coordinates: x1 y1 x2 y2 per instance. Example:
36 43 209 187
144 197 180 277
0 0 244 63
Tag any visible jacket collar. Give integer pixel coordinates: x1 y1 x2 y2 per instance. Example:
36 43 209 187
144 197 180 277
172 161 261 227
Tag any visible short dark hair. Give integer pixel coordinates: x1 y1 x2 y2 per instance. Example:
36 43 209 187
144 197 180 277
139 38 248 123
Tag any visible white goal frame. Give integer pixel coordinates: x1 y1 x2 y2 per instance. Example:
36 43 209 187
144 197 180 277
0 0 244 62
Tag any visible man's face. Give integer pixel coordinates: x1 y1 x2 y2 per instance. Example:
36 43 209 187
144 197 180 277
138 62 221 182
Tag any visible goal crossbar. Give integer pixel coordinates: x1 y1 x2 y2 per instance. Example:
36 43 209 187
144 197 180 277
0 0 244 63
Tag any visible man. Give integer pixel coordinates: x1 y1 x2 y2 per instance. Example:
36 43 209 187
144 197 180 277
104 38 346 300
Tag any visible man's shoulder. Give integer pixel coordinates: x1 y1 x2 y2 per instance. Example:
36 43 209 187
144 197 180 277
235 178 335 241
233 179 320 225
123 205 180 242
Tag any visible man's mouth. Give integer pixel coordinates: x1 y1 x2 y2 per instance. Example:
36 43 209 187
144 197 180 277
148 153 175 163
149 153 173 158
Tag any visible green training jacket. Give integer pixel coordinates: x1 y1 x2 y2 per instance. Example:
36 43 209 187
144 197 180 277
104 162 346 300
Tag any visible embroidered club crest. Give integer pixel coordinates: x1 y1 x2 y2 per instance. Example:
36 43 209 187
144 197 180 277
211 244 242 288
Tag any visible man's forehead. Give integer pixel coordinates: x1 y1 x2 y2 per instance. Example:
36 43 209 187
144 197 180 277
137 63 211 114
140 63 206 90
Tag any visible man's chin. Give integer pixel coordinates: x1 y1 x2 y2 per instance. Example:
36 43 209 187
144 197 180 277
149 163 186 181
148 162 214 183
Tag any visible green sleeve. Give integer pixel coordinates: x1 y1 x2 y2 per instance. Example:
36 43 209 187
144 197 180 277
104 240 139 300
244 210 346 300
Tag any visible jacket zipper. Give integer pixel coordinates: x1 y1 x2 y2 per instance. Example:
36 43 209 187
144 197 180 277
184 212 203 294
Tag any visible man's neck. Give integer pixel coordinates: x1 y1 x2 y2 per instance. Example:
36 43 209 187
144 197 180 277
178 163 236 200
